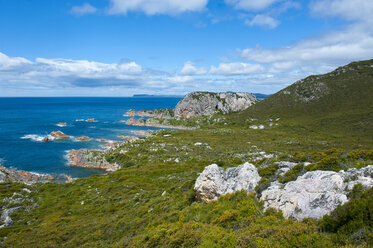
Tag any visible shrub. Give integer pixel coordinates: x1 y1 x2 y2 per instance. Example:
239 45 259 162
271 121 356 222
279 164 305 183
348 149 373 160
319 186 373 246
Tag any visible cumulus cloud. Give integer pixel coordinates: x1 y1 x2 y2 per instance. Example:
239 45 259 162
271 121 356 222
181 61 208 75
70 3 98 16
0 52 32 70
0 52 145 89
225 0 280 11
245 14 279 29
240 21 373 74
108 0 208 15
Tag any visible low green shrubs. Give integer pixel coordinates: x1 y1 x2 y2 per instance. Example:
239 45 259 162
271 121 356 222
279 164 305 183
319 186 373 246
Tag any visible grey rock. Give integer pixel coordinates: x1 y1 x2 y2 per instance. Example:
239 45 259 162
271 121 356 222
0 207 21 228
194 162 261 202
260 165 373 220
275 161 298 176
174 92 258 119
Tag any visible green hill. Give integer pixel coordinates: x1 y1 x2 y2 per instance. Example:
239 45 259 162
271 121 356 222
227 59 373 145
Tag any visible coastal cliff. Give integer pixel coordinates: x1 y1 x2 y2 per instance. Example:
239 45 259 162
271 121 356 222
174 92 258 118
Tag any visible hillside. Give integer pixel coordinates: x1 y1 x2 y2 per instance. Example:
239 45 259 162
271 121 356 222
0 60 372 247
227 59 373 145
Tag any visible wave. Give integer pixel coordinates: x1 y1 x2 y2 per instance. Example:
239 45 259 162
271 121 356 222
21 134 56 142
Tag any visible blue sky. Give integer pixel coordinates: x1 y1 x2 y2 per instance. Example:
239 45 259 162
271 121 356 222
0 0 372 96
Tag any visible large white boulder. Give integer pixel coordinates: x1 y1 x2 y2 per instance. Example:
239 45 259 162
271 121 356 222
260 165 373 220
194 162 261 202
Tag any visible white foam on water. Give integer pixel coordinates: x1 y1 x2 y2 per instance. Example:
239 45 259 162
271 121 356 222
21 134 56 142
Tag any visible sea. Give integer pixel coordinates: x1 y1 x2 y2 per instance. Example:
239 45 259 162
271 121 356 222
0 97 181 178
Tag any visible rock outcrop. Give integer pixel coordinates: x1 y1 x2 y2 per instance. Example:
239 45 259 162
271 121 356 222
137 109 174 119
50 131 70 139
133 130 153 137
174 92 258 119
260 165 373 220
123 110 135 117
194 163 261 202
68 149 119 172
74 136 91 141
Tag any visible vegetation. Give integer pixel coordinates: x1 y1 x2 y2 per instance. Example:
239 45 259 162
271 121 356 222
0 59 373 247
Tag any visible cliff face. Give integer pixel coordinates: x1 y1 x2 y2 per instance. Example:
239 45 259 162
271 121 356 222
174 92 258 119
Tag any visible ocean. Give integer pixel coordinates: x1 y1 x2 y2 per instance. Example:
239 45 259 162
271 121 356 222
0 97 181 178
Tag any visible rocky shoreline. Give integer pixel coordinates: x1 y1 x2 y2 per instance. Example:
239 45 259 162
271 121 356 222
126 117 195 130
67 149 119 172
0 164 73 184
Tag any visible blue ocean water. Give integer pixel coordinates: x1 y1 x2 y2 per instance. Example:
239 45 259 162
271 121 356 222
0 97 181 178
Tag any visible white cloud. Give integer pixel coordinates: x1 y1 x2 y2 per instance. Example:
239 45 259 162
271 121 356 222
240 23 373 73
181 61 208 75
225 0 280 11
310 0 373 23
0 52 32 70
108 0 208 15
210 62 265 75
245 14 279 29
70 3 98 16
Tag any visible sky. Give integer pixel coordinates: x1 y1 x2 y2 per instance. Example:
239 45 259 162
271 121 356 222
0 0 373 96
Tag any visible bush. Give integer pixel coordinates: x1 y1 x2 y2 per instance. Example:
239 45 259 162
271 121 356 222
319 186 373 246
279 164 305 183
348 149 373 160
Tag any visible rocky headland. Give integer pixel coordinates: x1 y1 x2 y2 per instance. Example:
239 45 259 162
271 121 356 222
174 92 258 119
124 92 258 129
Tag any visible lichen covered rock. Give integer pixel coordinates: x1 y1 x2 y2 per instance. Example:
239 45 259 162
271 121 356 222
260 165 373 220
194 162 261 202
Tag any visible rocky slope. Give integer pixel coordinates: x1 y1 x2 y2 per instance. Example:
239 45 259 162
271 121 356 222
174 92 258 118
195 162 373 220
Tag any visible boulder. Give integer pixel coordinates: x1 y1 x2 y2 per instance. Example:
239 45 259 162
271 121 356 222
50 131 70 139
123 109 135 117
194 162 261 202
57 122 67 127
86 118 97 122
260 165 373 220
126 118 145 126
74 136 91 141
174 92 258 119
